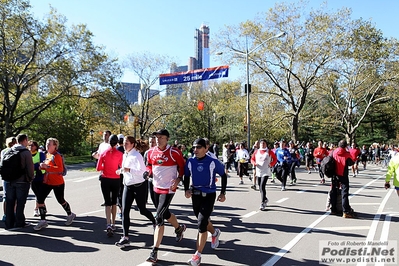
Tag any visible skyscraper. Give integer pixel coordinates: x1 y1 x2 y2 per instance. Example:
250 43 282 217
189 23 210 71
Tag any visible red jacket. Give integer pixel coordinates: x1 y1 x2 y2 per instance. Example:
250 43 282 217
314 147 328 164
96 147 123 179
349 147 361 161
333 147 356 177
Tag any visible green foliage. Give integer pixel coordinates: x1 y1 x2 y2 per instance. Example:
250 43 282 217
0 0 121 149
26 97 87 154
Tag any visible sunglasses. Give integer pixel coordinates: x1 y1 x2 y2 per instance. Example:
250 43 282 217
192 145 204 149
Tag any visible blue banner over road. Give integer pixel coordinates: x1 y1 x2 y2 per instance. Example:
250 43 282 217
159 65 229 85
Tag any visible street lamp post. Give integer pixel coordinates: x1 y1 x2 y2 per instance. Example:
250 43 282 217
89 129 94 158
242 32 286 148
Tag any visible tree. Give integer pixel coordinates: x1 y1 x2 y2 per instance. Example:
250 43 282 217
0 0 120 146
123 52 175 138
214 1 354 143
318 19 399 144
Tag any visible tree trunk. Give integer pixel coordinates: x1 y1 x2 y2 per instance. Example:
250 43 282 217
291 115 299 143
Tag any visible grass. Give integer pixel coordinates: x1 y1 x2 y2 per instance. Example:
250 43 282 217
82 167 97 172
64 155 93 165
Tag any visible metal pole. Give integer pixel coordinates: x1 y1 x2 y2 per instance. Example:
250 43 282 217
246 37 251 149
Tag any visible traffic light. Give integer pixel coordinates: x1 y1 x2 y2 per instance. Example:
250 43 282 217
243 125 247 132
244 84 251 93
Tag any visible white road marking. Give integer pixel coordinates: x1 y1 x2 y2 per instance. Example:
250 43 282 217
276 198 289 203
262 212 330 266
350 202 380 205
375 214 393 266
80 209 103 215
357 188 393 266
313 226 370 231
242 211 258 218
264 174 385 266
73 175 99 182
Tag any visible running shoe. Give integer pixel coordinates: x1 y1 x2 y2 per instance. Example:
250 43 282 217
111 224 116 231
281 186 286 191
146 250 158 263
65 212 76 226
270 179 275 183
250 185 256 190
188 254 201 266
259 202 266 211
106 225 113 237
175 224 186 242
264 198 269 206
211 228 221 249
34 220 48 231
115 236 130 248
33 209 39 217
239 180 244 185
320 178 325 184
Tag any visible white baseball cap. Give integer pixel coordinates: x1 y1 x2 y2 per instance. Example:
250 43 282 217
117 134 124 139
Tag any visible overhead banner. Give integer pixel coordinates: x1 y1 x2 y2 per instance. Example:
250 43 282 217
159 65 229 85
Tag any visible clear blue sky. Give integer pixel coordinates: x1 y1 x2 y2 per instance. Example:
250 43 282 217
29 0 398 87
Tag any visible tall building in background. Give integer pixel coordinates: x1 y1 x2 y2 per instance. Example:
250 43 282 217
118 82 158 105
189 23 210 71
167 23 211 96
166 64 188 97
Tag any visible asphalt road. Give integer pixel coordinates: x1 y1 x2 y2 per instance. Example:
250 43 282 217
0 163 397 266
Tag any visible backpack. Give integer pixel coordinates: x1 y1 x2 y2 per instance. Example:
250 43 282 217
51 152 67 176
321 155 336 178
0 148 27 181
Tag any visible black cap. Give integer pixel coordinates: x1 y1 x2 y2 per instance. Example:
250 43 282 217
152 129 169 138
193 138 206 148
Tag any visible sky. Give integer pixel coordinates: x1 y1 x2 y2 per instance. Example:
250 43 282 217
29 0 399 88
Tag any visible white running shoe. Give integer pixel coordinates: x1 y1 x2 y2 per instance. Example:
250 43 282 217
34 220 48 231
65 212 76 226
211 228 221 249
